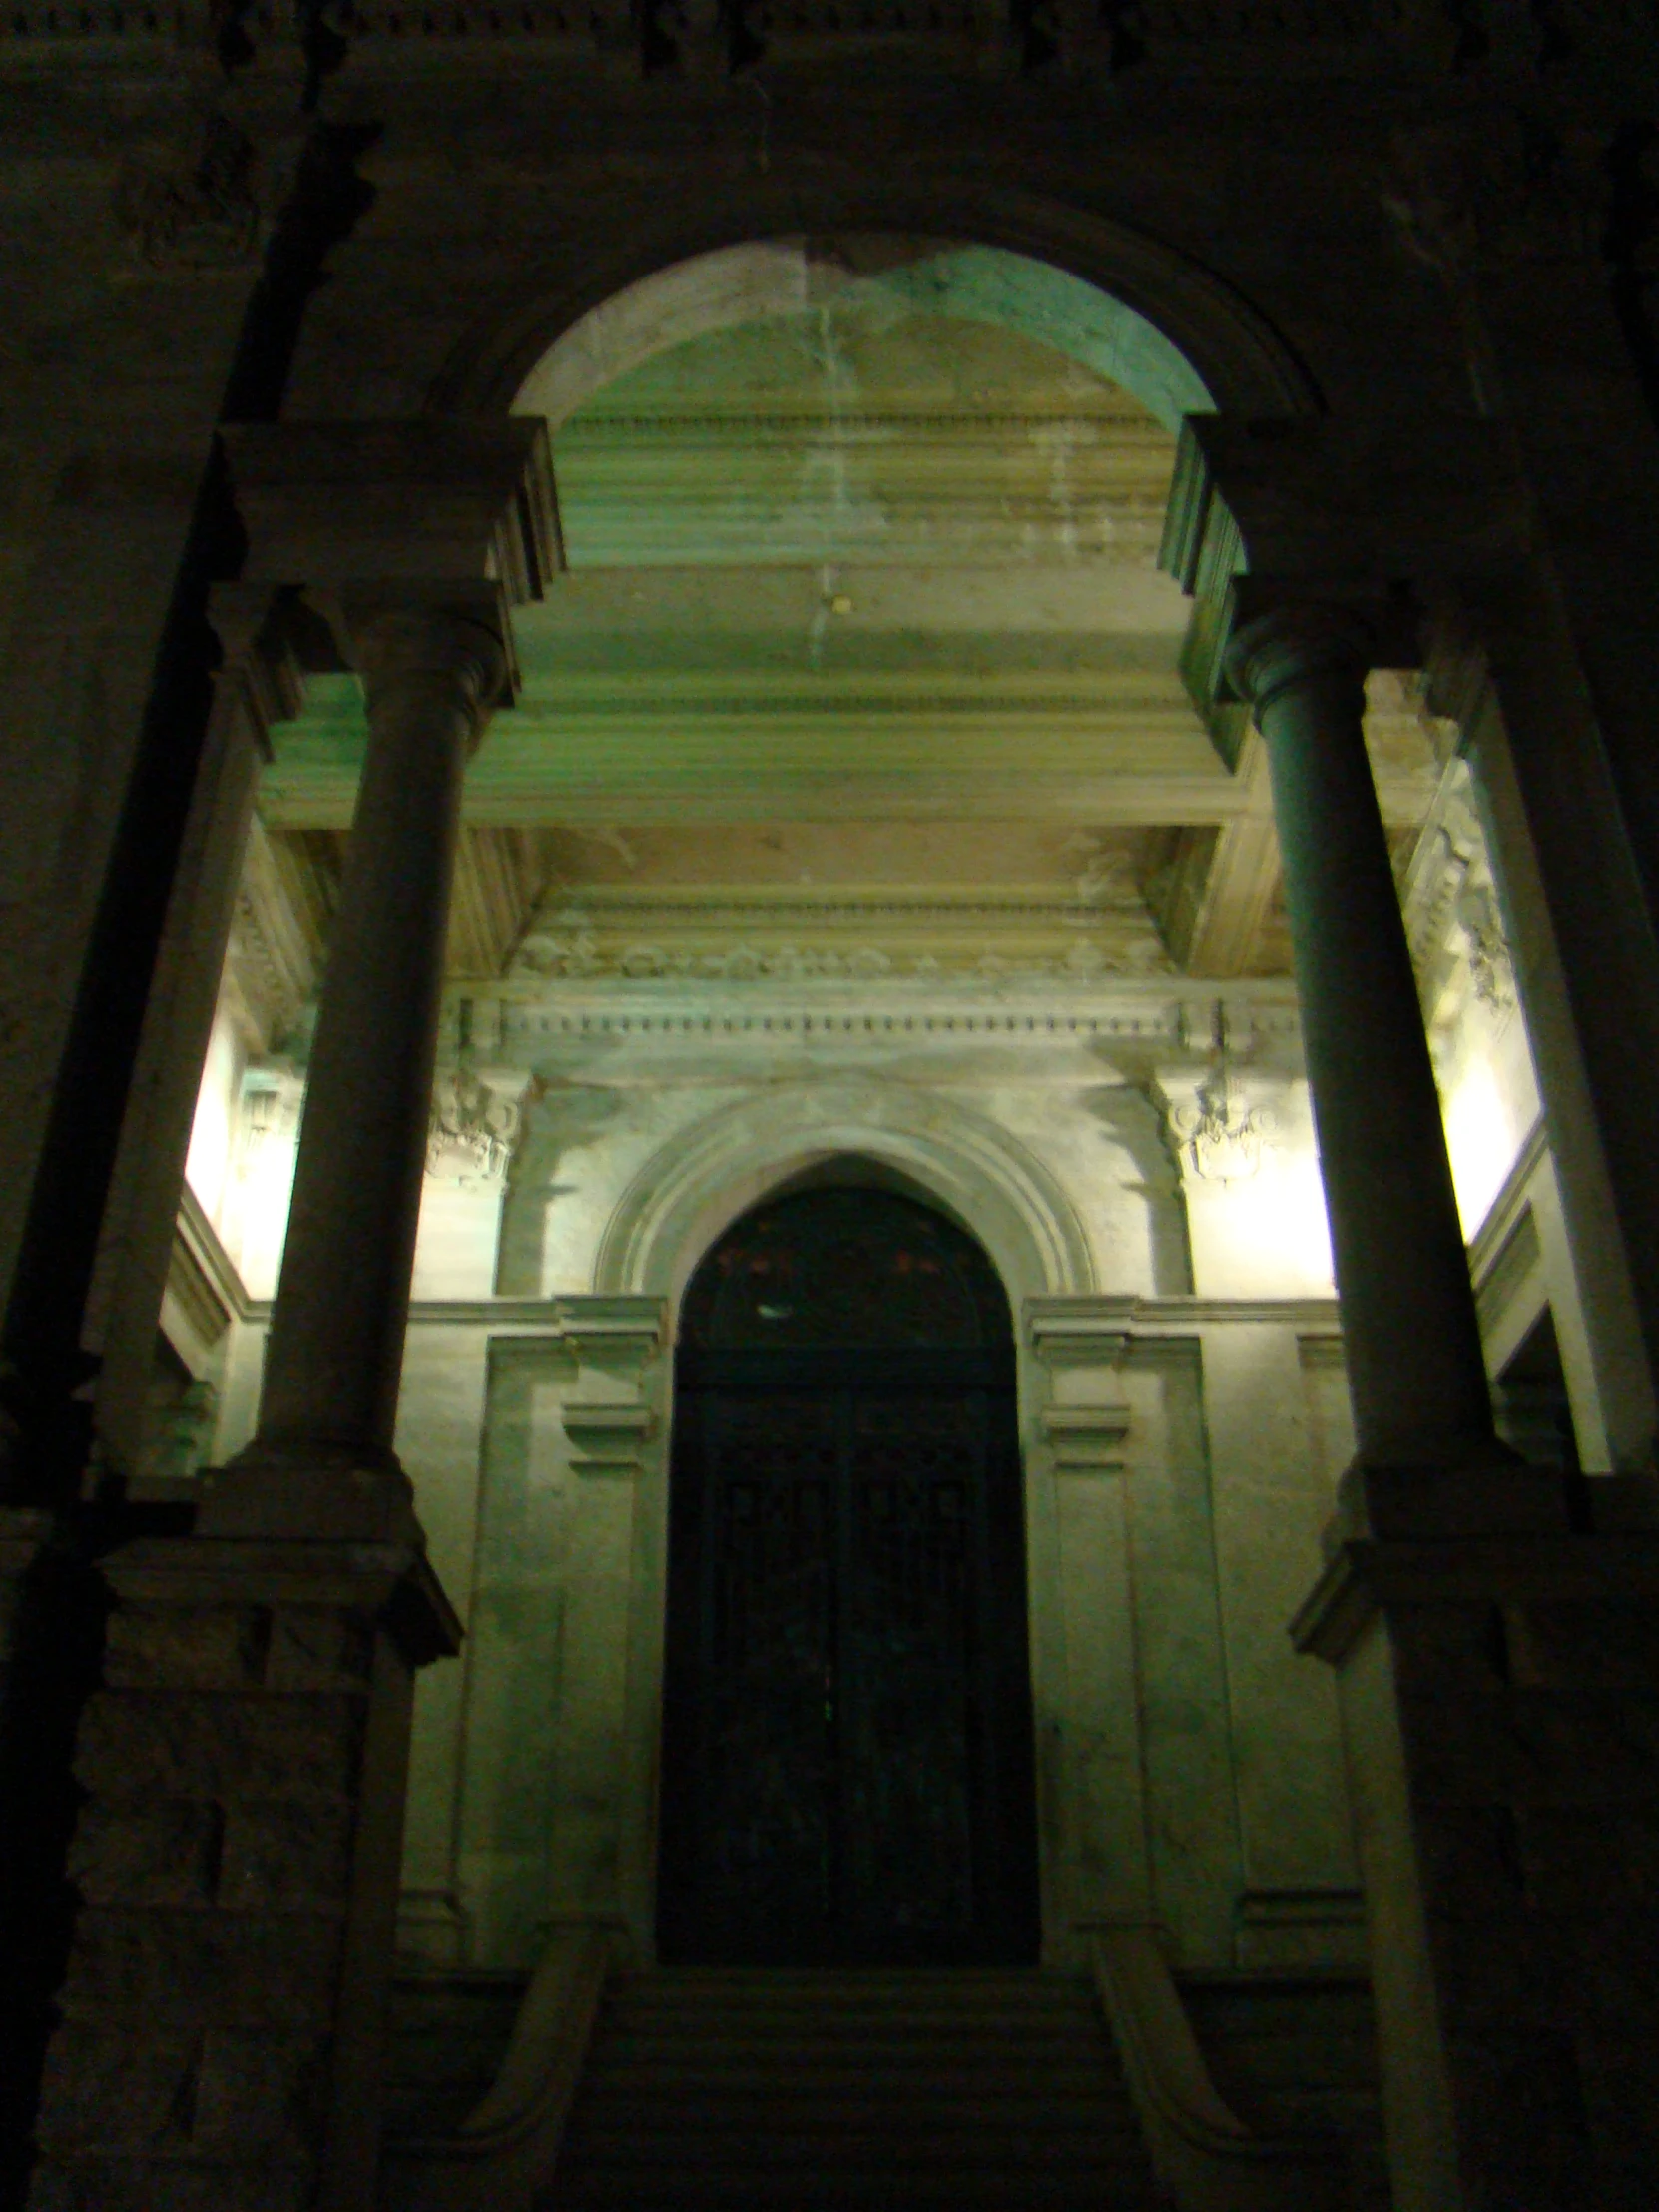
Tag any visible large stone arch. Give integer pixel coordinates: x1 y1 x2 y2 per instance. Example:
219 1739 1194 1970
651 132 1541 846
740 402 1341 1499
427 171 1320 420
592 1076 1097 1324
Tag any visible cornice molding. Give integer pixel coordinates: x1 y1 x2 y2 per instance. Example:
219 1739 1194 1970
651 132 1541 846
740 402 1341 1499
508 690 1193 722
559 410 1170 441
495 998 1305 1039
1027 1294 1343 1351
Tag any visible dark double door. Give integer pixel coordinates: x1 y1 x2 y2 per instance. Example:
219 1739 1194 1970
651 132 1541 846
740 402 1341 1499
658 1344 1039 1967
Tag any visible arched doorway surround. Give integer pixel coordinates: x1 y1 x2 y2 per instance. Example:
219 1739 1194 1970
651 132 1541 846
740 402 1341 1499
593 1079 1143 1962
657 1178 1040 1966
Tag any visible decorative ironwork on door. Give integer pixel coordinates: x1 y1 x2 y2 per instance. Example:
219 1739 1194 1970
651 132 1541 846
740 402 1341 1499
658 1184 1039 1966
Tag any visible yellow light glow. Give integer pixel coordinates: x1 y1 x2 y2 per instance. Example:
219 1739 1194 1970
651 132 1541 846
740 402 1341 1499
1441 1055 1517 1239
184 1016 240 1227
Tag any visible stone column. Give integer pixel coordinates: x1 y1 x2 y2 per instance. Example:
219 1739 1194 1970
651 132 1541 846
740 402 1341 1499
227 592 506 1521
1227 604 1498 1472
26 590 506 2212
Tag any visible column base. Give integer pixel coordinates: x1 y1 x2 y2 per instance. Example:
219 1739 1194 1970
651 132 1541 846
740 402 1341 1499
1296 1460 1659 2212
29 1518 460 2212
201 1450 423 1546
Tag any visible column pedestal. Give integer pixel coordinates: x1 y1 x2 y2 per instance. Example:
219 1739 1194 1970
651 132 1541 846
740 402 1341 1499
28 1533 459 2212
1297 1467 1659 2211
0 1509 97 2212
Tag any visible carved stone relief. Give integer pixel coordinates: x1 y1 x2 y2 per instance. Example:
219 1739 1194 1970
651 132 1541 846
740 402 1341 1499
113 110 261 273
1401 758 1517 1027
510 920 1175 986
426 1066 535 1185
1157 1005 1276 1187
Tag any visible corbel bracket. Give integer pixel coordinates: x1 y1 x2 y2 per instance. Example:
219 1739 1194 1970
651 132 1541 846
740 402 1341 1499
563 1401 656 1476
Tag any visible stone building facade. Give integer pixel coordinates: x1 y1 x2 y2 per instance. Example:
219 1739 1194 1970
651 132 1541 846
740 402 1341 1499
4 8 1659 2210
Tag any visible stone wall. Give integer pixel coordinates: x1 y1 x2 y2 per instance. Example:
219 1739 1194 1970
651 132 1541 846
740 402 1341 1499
146 951 1606 1976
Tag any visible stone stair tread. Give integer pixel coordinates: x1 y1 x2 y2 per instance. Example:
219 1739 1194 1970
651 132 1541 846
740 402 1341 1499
573 2069 1136 2091
546 1968 1165 2211
566 2105 1141 2141
388 1961 1391 2210
551 2179 1162 2209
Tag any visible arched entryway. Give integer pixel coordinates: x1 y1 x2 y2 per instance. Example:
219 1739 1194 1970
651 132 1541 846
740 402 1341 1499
657 1172 1040 1967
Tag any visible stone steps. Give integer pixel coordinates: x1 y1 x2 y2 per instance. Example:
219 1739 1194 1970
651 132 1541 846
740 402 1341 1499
385 1967 530 2142
1177 1971 1393 2211
382 1962 1397 2210
548 1967 1166 2210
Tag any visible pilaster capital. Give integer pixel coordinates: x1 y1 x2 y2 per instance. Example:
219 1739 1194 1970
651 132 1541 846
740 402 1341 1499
206 583 305 757
1223 600 1377 717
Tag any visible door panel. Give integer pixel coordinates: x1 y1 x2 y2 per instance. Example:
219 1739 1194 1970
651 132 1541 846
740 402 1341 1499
841 1391 980 1946
698 1390 837 1943
660 1358 1037 1966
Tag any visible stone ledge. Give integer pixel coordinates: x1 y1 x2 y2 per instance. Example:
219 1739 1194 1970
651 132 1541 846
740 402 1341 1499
1293 1532 1659 1666
101 1536 462 1670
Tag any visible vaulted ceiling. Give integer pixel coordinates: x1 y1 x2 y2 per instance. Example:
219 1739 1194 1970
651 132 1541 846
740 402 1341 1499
248 249 1449 1028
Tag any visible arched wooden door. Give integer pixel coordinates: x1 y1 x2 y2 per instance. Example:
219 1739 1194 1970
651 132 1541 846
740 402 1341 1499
657 1182 1040 1966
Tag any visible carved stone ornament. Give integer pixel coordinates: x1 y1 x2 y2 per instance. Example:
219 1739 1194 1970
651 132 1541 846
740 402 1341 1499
427 1067 532 1184
113 112 261 274
1402 764 1517 1021
236 1067 305 1172
1168 1068 1273 1185
1165 1006 1275 1185
511 928 1172 986
1456 877 1516 1012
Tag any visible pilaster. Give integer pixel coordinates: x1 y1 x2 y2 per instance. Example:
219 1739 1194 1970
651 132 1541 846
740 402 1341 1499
85 588 302 1489
1024 1299 1150 1950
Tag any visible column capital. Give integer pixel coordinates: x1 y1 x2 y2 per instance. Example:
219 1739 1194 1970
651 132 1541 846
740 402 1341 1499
338 585 510 747
1224 600 1377 717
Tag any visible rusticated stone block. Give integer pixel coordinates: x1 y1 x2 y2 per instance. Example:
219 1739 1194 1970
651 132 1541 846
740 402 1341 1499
33 2023 196 2151
266 1606 373 1692
193 2029 324 2157
77 1691 365 1802
1414 1804 1528 1918
1520 1602 1659 1692
103 1604 269 1692
1429 1913 1567 2030
1445 2027 1593 2178
29 2156 312 2211
1387 1601 1511 1697
220 1800 353 1907
1519 1803 1659 1916
1579 2036 1659 2165
218 1694 366 1798
1402 1687 1659 1807
68 1801 220 1907
57 1910 342 2028
1568 1911 1659 2031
